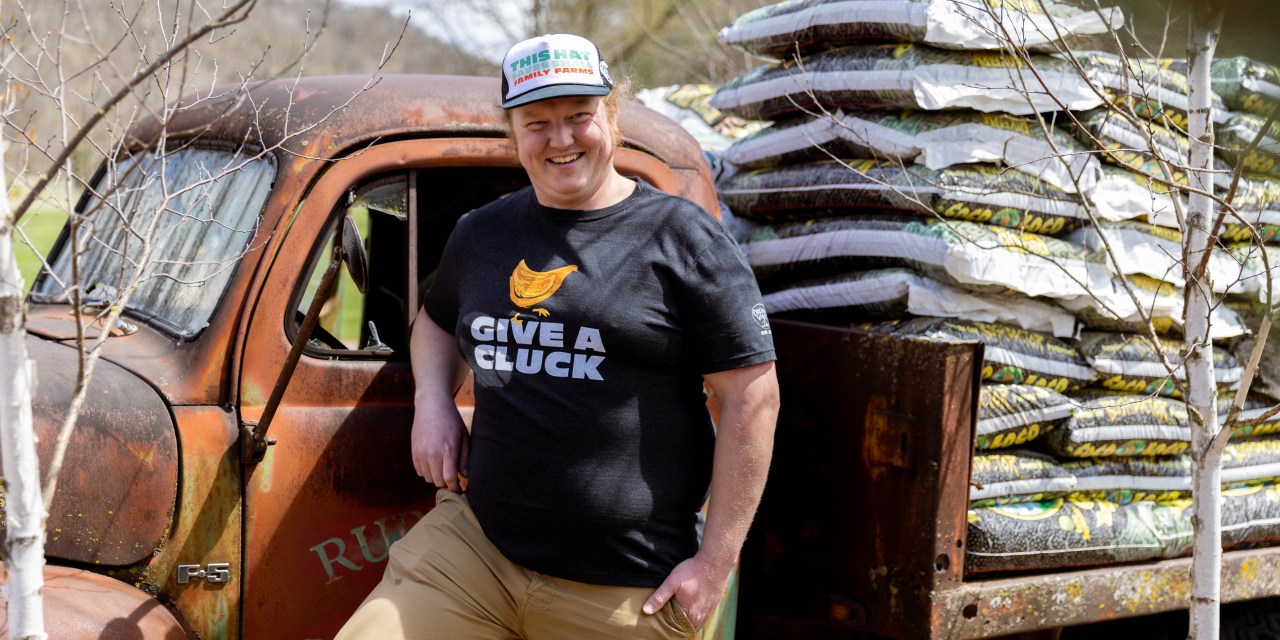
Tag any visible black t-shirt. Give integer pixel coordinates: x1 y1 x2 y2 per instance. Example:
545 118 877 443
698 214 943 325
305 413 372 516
424 180 776 587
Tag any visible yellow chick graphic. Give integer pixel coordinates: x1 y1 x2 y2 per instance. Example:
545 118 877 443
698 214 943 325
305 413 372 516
509 259 578 322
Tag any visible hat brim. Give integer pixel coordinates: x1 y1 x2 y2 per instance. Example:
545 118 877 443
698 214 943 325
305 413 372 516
502 83 611 110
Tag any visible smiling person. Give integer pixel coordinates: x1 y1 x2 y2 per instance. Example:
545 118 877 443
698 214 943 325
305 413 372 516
336 33 779 640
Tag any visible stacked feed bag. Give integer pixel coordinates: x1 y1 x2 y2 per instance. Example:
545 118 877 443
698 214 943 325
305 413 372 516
974 384 1075 451
716 0 1122 57
1069 55 1280 396
1073 332 1244 398
712 0 1119 192
965 434 1280 574
743 217 1100 336
705 0 1280 578
712 0 1130 334
1213 56 1280 183
720 110 1100 194
1142 56 1280 403
964 359 1280 573
711 1 1279 398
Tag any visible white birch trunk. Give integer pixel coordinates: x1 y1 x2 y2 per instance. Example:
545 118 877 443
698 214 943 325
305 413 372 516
1186 6 1226 640
0 143 47 638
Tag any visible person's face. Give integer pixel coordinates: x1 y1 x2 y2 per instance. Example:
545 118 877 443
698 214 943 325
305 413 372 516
509 95 618 210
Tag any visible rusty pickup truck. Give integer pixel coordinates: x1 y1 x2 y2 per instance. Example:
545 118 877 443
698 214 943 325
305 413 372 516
16 73 1280 640
14 75 730 639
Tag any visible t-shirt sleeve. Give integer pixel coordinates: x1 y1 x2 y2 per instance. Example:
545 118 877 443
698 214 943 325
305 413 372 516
678 220 777 375
422 229 462 334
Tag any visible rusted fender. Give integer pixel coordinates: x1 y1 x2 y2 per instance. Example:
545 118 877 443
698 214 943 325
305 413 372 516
0 565 185 638
22 334 178 567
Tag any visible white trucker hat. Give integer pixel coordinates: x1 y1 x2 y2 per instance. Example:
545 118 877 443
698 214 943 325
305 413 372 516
500 33 613 110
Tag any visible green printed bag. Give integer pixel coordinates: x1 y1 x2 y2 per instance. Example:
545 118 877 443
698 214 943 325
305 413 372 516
975 384 1074 451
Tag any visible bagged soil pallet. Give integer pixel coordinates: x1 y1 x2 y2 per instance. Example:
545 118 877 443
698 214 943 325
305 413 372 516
718 0 1123 60
720 158 1089 233
1075 331 1245 398
1217 113 1280 180
719 160 936 222
895 317 1097 391
1147 175 1280 244
1056 273 1248 340
1044 393 1190 458
1069 108 1233 189
973 437 1280 506
965 497 1192 574
1222 437 1280 485
743 216 1117 307
933 164 1088 235
1212 56 1280 117
1222 484 1280 548
1074 52 1230 130
1063 437 1280 499
970 449 1194 506
1064 455 1193 504
1226 398 1280 440
1219 440 1280 548
969 449 1076 505
761 267 1079 336
744 215 921 289
721 109 1101 194
1088 164 1183 222
1227 298 1280 404
1226 241 1280 300
976 383 1075 450
720 110 929 169
915 113 1099 194
1064 221 1248 292
710 44 1104 121
971 483 1280 573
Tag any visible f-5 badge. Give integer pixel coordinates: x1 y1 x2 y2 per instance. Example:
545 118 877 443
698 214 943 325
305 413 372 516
177 562 232 585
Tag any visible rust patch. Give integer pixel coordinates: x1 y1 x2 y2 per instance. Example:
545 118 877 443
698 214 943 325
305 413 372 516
864 395 913 469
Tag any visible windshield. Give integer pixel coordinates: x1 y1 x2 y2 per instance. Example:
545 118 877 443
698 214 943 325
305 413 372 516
35 145 275 338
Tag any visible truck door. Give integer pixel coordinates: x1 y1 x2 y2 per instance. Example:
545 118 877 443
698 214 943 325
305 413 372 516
236 139 528 639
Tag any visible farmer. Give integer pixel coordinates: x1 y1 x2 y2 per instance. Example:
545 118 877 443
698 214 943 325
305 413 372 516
337 33 779 639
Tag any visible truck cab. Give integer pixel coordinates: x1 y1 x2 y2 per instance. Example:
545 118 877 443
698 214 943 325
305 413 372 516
16 75 725 639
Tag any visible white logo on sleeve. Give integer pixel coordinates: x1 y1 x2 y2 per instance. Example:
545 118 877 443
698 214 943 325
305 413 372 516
751 304 771 335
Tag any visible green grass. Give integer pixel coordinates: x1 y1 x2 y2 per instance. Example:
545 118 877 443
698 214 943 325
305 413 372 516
14 204 68 293
301 207 370 349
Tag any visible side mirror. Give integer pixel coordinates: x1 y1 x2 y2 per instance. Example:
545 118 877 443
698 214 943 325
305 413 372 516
242 215 369 464
340 215 369 295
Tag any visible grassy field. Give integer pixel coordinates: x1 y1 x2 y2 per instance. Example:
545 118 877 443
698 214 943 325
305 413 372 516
14 204 68 292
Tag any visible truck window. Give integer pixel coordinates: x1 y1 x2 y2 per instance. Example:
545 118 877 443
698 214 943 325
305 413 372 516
34 145 275 338
294 166 531 359
297 174 409 355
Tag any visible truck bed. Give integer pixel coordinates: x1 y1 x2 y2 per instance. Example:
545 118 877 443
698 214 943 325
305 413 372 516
740 319 1280 639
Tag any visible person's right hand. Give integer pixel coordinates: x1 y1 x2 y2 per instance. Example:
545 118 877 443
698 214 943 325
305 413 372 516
411 398 469 492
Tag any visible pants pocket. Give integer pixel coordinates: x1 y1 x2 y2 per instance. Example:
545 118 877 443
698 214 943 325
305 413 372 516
665 600 696 638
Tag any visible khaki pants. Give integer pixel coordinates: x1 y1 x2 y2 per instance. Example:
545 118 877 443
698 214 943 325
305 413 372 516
335 490 696 640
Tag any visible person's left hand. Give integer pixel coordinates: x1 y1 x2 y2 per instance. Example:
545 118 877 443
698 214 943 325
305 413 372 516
642 554 733 631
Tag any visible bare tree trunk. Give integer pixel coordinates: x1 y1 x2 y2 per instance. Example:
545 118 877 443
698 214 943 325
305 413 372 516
1186 4 1227 639
0 136 46 640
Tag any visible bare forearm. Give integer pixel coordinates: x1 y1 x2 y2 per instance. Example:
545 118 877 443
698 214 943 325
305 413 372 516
642 361 778 628
410 306 469 406
699 362 779 571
